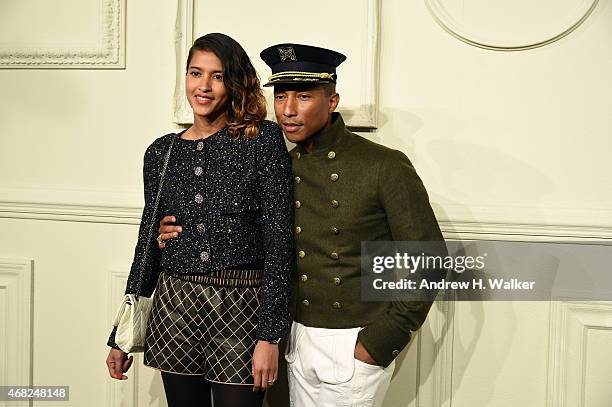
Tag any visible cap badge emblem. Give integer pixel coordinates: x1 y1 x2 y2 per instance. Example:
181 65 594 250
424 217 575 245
278 46 297 62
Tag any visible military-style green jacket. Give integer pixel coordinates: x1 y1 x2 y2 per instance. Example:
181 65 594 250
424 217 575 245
290 112 444 368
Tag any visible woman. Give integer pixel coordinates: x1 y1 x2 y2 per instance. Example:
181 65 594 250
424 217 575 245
105 33 294 407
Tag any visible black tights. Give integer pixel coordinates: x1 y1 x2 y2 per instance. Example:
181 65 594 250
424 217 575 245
161 371 265 407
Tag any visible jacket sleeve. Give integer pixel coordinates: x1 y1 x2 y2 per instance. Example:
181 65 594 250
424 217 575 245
107 138 167 349
357 149 445 367
255 123 295 341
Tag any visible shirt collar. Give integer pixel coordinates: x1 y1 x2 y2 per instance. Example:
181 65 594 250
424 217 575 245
296 112 345 155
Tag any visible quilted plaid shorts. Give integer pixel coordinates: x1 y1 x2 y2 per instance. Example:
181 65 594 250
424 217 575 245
143 269 262 384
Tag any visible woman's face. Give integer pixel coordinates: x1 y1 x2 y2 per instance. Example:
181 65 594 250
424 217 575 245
186 50 229 122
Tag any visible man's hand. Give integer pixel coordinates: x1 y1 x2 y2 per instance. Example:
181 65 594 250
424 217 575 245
158 215 182 249
251 341 279 393
106 348 133 380
354 340 378 366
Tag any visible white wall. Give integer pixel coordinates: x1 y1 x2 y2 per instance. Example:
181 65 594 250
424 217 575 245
1 0 611 406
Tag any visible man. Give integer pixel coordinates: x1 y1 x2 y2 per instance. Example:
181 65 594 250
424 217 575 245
159 44 444 406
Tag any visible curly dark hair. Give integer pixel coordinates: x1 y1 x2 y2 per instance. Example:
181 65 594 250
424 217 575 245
186 33 266 139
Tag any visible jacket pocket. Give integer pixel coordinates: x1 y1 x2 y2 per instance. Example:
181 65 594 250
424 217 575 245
308 328 359 384
284 322 304 363
208 197 263 264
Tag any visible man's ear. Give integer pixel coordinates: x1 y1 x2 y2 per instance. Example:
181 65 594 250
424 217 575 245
329 92 340 113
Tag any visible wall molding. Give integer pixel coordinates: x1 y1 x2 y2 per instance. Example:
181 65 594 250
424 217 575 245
1 184 612 239
172 0 381 128
547 301 612 407
0 0 126 69
425 0 599 51
345 0 381 127
2 198 612 241
416 296 454 407
0 258 33 390
439 221 612 241
172 0 194 124
0 184 141 224
0 201 141 225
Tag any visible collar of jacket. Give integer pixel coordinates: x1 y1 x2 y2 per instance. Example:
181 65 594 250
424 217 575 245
296 112 346 155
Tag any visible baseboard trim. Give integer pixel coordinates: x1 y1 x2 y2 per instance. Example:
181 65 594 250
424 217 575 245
2 200 612 240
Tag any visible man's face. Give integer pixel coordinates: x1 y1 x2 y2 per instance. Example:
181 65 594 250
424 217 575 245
273 84 339 144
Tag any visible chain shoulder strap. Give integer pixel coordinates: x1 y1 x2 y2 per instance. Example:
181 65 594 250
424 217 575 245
135 134 176 297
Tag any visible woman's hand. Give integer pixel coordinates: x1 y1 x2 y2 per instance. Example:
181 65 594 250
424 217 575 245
106 348 133 380
251 340 279 392
157 215 182 249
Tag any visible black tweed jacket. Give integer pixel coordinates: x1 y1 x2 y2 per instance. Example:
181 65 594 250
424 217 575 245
108 120 294 347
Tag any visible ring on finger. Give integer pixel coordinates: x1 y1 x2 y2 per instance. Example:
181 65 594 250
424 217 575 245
156 234 163 245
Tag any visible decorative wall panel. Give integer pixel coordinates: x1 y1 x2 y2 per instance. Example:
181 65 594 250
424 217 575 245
173 0 380 127
0 0 125 68
426 0 599 50
0 258 33 389
548 301 612 407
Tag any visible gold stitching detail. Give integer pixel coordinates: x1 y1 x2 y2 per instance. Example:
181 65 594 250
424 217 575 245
268 71 335 81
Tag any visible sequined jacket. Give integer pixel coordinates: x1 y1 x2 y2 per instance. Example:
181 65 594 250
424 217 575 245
108 120 295 348
290 113 444 367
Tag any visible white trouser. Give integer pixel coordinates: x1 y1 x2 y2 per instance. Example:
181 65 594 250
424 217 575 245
285 321 395 407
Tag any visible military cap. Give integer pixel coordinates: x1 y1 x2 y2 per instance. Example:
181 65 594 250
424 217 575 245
260 43 346 87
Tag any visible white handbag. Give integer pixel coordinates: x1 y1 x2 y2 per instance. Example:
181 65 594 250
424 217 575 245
111 136 175 353
112 294 154 353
